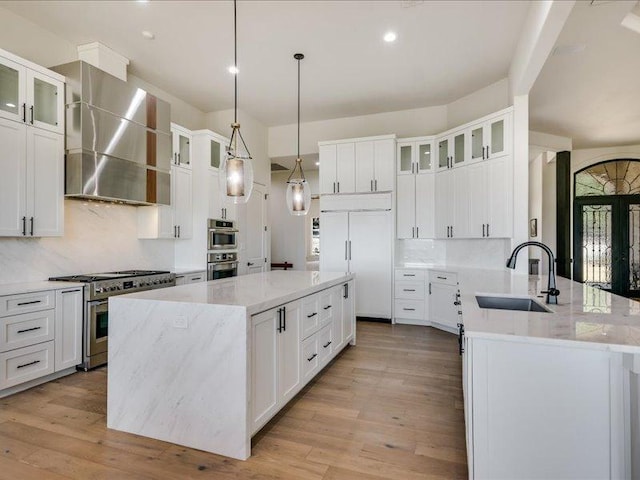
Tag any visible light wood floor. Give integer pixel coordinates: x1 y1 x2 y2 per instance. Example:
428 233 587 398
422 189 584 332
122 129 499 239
0 321 467 479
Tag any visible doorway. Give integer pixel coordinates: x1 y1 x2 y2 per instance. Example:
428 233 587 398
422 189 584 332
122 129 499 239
573 160 640 298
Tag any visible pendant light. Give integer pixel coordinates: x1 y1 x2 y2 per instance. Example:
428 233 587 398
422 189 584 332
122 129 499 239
286 53 311 216
220 0 253 205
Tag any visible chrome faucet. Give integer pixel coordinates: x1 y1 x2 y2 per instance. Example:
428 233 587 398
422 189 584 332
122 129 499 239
506 241 560 305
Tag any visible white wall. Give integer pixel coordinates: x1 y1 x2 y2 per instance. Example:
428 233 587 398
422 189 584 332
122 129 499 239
529 152 557 274
446 78 510 129
269 171 311 271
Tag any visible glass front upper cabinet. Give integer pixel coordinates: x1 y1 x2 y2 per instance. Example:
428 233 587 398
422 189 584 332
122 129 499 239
438 138 449 169
398 143 413 174
0 56 25 124
26 70 64 134
417 142 432 172
489 118 506 158
471 125 484 161
453 132 465 165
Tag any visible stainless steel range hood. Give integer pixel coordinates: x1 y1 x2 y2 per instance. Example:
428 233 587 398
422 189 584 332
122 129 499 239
52 61 171 205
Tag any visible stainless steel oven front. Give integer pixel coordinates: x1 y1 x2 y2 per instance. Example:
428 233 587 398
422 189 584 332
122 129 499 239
208 252 238 280
208 219 238 250
86 299 109 369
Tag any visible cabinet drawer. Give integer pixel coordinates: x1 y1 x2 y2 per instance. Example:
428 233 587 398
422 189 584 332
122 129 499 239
317 324 333 366
319 291 334 326
0 309 55 353
394 300 425 320
0 341 54 390
185 272 206 283
0 290 55 318
395 269 426 282
429 270 458 286
395 282 425 300
302 295 320 339
301 334 319 382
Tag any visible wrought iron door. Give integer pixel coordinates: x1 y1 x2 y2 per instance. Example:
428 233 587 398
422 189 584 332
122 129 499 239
574 195 640 297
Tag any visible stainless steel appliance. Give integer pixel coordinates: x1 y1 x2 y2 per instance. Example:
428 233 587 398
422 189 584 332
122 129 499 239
51 61 171 205
208 219 238 250
208 252 238 280
49 270 175 370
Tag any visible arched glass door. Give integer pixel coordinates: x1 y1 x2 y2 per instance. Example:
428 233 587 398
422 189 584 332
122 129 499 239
574 160 640 297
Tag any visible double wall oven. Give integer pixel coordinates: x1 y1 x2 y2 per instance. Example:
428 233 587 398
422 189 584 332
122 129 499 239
207 219 239 281
50 270 175 370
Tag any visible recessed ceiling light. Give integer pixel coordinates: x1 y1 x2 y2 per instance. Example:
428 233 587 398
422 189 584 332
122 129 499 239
315 161 320 166
5 103 16 108
383 31 397 43
141 30 155 40
228 65 239 75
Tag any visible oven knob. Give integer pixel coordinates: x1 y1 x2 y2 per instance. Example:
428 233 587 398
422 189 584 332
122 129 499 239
95 287 103 293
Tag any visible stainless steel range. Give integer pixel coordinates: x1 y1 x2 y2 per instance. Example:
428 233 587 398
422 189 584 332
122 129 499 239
49 270 175 370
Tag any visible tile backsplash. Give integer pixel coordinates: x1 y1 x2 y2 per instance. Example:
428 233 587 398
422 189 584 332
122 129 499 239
0 200 175 284
396 238 510 270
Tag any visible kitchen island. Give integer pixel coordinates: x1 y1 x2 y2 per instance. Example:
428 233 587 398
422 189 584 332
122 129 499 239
107 270 355 460
451 268 640 479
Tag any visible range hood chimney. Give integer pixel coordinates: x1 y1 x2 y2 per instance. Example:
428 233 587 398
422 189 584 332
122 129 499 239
77 42 130 82
51 60 171 205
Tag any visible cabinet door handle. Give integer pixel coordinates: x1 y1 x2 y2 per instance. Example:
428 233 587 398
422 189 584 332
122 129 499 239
411 226 414 238
282 306 286 332
344 240 348 260
375 179 378 191
17 360 40 369
451 226 453 238
277 308 283 333
191 277 202 281
403 274 415 277
403 308 415 311
416 227 419 237
22 103 26 123
323 341 332 348
348 240 352 260
323 305 332 310
482 224 486 237
343 283 349 299
333 182 336 194
307 312 317 318
17 326 41 334
307 353 318 362
178 225 181 238
487 224 490 237
17 300 41 306
487 145 490 157
177 153 181 164
482 146 485 160
61 289 81 294
429 282 432 295
29 105 34 124
403 289 416 292
370 180 373 192
22 216 26 236
30 217 34 236
437 276 447 280
337 182 340 193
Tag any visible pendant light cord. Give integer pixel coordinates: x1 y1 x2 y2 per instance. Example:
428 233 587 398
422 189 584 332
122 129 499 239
234 0 238 124
297 56 300 160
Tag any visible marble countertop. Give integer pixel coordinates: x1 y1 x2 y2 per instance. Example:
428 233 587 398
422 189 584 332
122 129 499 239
114 270 354 315
0 280 86 297
453 268 640 351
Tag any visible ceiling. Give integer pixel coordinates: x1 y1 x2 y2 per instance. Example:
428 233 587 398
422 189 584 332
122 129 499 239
0 0 530 127
530 0 640 149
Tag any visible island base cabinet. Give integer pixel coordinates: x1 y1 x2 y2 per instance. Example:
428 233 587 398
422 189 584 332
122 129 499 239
465 336 623 479
250 300 302 434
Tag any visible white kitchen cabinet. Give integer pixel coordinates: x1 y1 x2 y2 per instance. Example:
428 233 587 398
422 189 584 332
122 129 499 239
0 51 64 135
469 112 511 165
54 287 83 372
319 143 355 194
397 139 433 175
465 336 624 479
317 323 333 367
467 157 513 238
398 173 435 239
429 271 459 332
251 299 302 433
452 167 470 238
342 281 355 344
175 271 206 285
330 285 344 351
436 130 465 171
207 168 237 221
355 138 395 193
320 207 391 319
138 164 193 239
435 169 454 239
171 123 192 169
0 116 63 237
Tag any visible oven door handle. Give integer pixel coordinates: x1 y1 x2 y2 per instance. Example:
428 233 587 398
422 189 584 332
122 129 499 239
209 228 239 233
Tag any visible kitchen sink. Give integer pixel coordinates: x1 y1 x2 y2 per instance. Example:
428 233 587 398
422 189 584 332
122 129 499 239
475 295 551 313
